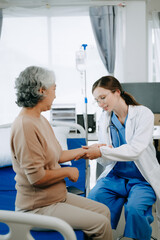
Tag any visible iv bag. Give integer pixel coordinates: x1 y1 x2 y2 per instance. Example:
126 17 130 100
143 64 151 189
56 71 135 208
76 49 86 72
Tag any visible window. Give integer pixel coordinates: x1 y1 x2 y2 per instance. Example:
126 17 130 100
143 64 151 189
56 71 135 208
148 12 160 82
0 13 108 124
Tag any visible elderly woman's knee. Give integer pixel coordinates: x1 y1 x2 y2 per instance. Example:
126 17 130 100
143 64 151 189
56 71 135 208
98 201 111 219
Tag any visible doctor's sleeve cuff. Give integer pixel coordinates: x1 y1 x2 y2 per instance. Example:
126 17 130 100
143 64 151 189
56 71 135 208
99 147 115 164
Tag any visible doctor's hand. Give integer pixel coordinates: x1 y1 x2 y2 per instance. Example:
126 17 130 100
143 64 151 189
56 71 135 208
84 147 101 160
75 147 102 160
82 143 106 149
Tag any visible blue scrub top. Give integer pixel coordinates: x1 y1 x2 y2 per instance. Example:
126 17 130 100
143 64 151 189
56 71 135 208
109 112 145 180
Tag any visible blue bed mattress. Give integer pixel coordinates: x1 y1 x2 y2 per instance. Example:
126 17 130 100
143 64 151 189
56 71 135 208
0 138 86 240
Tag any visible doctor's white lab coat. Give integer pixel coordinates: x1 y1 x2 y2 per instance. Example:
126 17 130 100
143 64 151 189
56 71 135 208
97 105 160 227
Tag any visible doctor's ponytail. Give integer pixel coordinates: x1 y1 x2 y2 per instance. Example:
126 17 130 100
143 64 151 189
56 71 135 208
120 90 140 106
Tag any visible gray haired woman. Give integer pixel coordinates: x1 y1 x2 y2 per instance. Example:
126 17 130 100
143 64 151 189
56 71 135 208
10 66 113 240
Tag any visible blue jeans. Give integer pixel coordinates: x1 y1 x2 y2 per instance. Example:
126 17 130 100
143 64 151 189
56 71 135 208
88 173 156 240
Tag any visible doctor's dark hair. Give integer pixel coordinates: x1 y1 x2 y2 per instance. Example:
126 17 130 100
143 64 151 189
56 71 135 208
15 66 55 108
92 76 140 106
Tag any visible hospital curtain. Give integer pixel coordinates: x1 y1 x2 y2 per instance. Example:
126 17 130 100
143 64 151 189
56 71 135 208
152 11 160 82
89 6 117 75
0 9 2 38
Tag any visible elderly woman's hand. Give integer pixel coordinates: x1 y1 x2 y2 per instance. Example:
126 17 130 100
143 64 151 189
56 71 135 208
75 146 102 160
84 147 101 160
66 167 79 182
74 148 88 161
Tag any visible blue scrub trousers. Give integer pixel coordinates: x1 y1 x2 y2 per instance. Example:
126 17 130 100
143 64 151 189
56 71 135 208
88 173 156 240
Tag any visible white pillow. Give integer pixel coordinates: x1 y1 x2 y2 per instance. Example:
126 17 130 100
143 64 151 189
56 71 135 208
0 127 12 167
52 126 71 166
52 126 70 150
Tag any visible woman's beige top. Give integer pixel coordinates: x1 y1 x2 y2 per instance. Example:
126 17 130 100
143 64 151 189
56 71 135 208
10 114 67 210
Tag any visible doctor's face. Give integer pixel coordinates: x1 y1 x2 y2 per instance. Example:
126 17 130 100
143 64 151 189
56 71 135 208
93 87 119 112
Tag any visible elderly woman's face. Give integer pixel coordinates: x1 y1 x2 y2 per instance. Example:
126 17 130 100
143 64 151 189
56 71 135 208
42 84 56 111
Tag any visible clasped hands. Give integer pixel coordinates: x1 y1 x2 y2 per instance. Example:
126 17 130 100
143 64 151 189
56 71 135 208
75 143 106 160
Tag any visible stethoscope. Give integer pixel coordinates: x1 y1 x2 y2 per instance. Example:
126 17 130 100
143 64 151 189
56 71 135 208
107 114 121 147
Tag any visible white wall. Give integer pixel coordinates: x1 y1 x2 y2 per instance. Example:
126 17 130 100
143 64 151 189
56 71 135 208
125 0 160 84
123 1 147 82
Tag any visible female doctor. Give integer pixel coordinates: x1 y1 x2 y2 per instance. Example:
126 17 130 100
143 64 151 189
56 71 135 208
79 76 160 240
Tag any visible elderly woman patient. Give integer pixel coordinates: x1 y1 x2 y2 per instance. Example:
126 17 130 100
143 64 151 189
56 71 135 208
10 66 113 240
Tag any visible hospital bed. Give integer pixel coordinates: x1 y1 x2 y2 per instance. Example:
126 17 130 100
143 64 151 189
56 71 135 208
0 210 77 240
0 121 89 240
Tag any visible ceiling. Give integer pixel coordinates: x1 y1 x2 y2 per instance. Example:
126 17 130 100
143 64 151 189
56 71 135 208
0 0 147 8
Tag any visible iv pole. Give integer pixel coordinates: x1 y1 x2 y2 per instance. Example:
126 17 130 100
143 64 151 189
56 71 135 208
76 44 88 143
76 44 90 196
